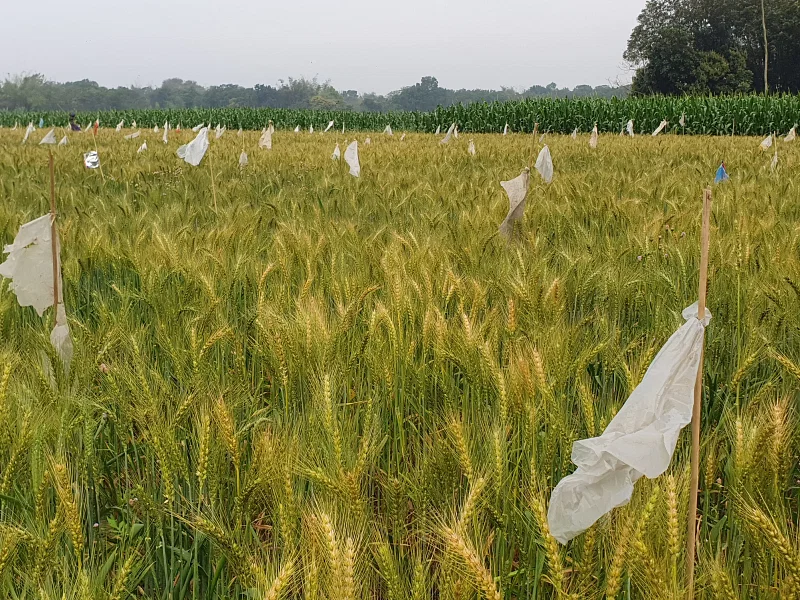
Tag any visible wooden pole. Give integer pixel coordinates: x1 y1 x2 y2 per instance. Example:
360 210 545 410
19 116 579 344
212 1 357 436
686 188 712 598
761 0 769 94
48 151 60 327
91 126 106 183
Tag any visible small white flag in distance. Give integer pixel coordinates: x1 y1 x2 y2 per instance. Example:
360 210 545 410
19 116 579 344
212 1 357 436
771 149 778 171
571 128 578 140
239 151 248 167
626 120 634 137
589 124 598 149
259 127 273 150
679 112 686 127
22 122 34 144
400 133 406 141
344 140 360 177
192 123 204 132
58 136 68 146
440 123 456 144
137 142 147 154
39 129 57 145
503 123 509 135
238 127 243 136
294 125 300 133
498 167 530 238
324 120 334 132
116 120 124 132
309 124 314 134
132 120 136 128
176 127 209 166
468 140 476 156
125 131 141 140
154 125 159 133
216 126 225 139
760 134 773 151
435 125 441 135
268 121 275 134
547 303 712 544
535 145 554 184
785 126 796 142
0 214 73 371
163 124 169 144
332 143 341 160
454 126 459 139
364 137 371 145
652 120 668 136
384 125 393 136
84 151 100 169
341 122 345 133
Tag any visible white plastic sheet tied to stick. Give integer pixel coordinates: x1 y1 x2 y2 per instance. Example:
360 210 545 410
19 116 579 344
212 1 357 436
589 124 598 148
39 129 57 145
547 301 712 543
534 145 553 184
440 123 456 144
177 127 209 166
259 127 272 150
344 141 360 177
652 120 668 136
498 167 530 238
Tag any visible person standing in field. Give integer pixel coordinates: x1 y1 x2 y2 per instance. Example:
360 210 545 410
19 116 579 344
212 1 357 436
69 113 81 132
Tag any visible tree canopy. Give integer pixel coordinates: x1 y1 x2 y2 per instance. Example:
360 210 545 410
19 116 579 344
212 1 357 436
0 74 627 114
625 0 800 94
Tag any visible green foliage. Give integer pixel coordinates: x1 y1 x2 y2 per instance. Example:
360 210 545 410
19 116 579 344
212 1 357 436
626 0 800 94
3 93 800 136
0 73 628 114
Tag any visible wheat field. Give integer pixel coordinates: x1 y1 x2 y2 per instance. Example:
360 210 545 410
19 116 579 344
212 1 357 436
0 127 799 599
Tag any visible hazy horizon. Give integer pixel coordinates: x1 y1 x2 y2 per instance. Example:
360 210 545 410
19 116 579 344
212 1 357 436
2 0 645 96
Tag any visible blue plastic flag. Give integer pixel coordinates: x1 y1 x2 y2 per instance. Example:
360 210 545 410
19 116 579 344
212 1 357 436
38 117 44 128
714 162 729 184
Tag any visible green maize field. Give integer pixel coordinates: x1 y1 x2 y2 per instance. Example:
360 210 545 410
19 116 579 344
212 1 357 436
2 93 799 136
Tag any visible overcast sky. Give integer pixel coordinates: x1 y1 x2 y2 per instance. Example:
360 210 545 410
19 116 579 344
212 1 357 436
4 0 646 93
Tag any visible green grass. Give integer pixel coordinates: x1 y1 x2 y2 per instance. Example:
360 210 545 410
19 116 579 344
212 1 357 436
0 126 799 598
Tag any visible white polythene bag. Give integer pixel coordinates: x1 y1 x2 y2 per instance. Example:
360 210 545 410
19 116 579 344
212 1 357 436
535 145 553 184
177 127 209 166
0 214 61 316
547 303 711 544
344 141 360 177
498 167 530 238
589 124 598 148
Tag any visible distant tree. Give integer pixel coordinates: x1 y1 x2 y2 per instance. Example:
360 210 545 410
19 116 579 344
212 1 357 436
625 0 800 94
0 73 629 113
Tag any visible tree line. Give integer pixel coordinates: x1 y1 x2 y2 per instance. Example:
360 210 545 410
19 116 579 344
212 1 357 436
0 74 627 114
